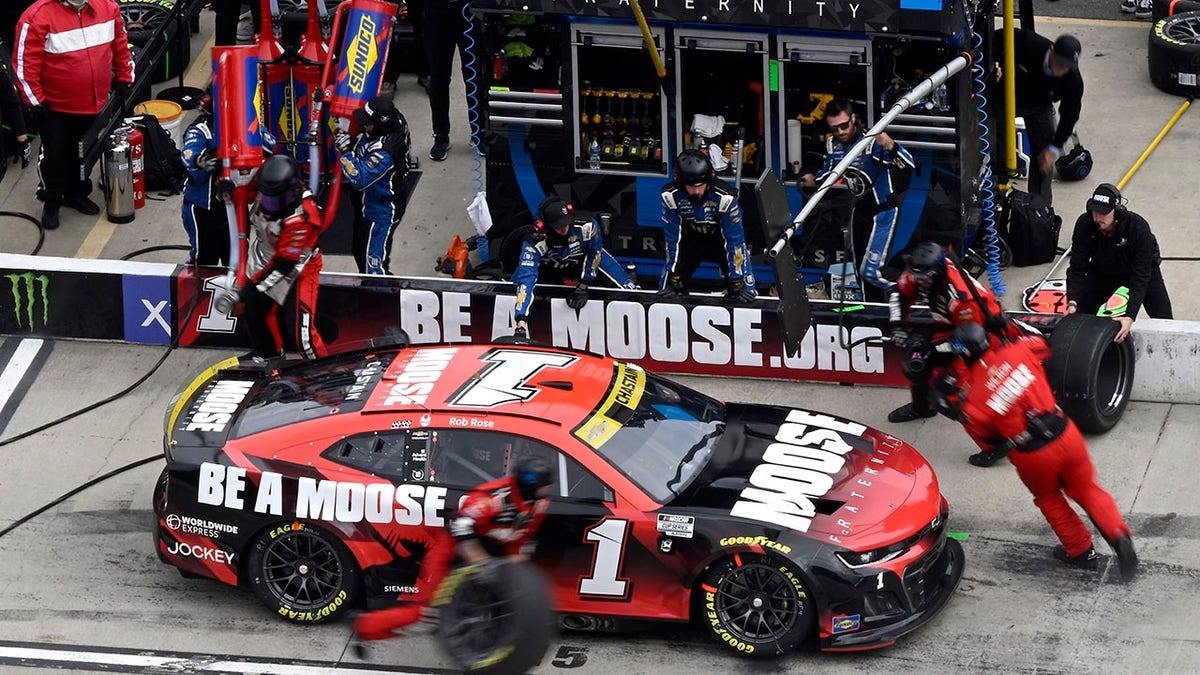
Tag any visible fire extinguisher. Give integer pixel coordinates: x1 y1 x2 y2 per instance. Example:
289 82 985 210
125 126 145 209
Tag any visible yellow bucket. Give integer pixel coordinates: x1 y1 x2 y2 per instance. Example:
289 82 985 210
134 99 184 149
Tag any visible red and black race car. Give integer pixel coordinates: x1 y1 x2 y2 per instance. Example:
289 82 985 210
154 342 964 656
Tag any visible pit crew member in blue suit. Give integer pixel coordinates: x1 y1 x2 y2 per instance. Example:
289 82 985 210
800 99 915 294
180 90 229 266
337 96 413 275
512 195 637 338
658 149 756 302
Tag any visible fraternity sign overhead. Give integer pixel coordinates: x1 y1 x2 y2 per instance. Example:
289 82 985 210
474 0 901 34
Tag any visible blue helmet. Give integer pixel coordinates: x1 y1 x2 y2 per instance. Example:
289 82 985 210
513 457 553 501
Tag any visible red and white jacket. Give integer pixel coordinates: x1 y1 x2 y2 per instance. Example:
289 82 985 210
13 0 134 114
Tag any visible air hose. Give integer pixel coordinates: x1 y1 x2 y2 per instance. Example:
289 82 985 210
969 27 1005 298
461 1 488 259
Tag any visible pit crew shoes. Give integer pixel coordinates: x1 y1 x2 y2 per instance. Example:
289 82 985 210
1114 535 1139 581
887 402 938 423
1053 545 1099 569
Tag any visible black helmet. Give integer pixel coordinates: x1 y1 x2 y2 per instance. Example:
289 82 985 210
352 96 400 135
674 149 713 188
1055 145 1093 182
256 155 303 218
905 241 947 285
513 456 553 502
950 322 991 363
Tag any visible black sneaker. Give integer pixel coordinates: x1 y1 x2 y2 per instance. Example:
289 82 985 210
1114 535 1138 581
969 444 1011 467
40 203 60 230
887 402 938 423
64 195 101 215
1053 545 1099 569
429 137 450 161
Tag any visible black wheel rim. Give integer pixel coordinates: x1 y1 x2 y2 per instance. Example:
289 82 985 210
120 3 173 34
440 575 517 663
713 562 802 643
259 530 346 610
1167 15 1200 43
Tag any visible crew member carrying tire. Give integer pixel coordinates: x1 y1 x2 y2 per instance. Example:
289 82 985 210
885 240 1021 425
352 457 554 644
933 323 1139 580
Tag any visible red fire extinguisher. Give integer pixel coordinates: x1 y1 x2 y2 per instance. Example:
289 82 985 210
126 127 145 209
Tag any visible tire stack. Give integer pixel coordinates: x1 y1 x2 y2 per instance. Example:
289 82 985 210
1148 2 1200 96
119 0 193 84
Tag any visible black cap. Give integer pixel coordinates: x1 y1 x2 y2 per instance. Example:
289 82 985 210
1087 183 1120 215
538 196 572 231
1052 34 1081 70
352 96 399 129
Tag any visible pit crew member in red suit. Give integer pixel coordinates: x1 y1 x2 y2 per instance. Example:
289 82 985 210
239 155 327 359
352 457 553 642
935 323 1138 579
885 240 1020 424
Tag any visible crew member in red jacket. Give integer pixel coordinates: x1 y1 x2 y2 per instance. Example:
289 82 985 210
13 0 134 230
239 155 327 359
935 323 1138 579
352 457 553 642
885 240 1018 423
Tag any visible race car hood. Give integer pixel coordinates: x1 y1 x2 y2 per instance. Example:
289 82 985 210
683 403 936 544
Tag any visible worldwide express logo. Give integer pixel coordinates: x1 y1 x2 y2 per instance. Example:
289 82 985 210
5 272 49 330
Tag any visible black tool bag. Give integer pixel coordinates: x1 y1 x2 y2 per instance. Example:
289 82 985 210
1002 189 1061 267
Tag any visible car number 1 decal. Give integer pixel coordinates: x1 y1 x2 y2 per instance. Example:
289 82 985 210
449 348 578 408
578 518 632 599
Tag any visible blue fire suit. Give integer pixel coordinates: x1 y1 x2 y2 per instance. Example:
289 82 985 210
180 114 229 266
659 181 755 294
512 219 636 319
339 120 412 274
814 132 914 291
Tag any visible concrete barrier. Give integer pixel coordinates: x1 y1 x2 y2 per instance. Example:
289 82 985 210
1131 318 1200 404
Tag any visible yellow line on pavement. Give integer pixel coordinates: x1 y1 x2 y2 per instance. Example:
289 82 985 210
75 33 217 259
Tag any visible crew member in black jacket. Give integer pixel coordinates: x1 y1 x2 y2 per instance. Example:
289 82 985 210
1065 183 1172 344
994 29 1083 207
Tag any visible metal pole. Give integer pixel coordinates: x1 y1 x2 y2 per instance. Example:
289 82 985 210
770 54 970 256
1003 0 1016 184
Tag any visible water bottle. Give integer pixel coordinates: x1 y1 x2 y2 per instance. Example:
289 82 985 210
588 138 601 170
935 84 949 112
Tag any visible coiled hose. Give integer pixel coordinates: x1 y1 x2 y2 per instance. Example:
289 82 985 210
970 28 1005 297
461 1 488 259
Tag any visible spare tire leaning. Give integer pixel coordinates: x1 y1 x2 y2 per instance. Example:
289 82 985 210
1044 313 1135 434
1148 11 1200 97
1153 0 1200 23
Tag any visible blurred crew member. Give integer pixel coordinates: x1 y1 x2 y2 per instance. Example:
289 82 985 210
352 457 554 642
336 96 413 274
659 149 756 302
935 323 1138 579
512 196 636 338
180 90 229 266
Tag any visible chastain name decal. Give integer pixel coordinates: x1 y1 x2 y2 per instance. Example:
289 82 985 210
184 380 254 432
197 462 448 525
731 410 866 534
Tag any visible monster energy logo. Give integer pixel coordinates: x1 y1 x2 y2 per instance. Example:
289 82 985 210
5 272 50 330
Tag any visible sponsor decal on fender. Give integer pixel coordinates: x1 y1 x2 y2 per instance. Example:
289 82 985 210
197 462 448 526
167 540 235 565
832 614 862 634
656 513 695 538
730 410 866 533
165 513 240 538
183 379 254 432
718 535 792 555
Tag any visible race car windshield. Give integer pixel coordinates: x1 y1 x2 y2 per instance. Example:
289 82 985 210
233 353 394 437
579 368 725 502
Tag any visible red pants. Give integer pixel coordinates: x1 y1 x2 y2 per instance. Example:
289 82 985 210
354 529 456 641
1008 424 1131 557
243 257 327 359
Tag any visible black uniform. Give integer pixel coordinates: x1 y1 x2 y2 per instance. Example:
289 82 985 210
1066 209 1172 319
996 29 1083 206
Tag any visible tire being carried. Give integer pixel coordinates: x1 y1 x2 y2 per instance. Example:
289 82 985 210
432 559 555 674
1044 313 1135 434
1148 12 1200 97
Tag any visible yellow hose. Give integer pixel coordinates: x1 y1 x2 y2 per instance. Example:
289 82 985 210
1117 98 1192 191
628 0 666 78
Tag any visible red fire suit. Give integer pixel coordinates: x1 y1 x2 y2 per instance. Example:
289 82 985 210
950 335 1132 558
353 475 548 641
242 193 327 359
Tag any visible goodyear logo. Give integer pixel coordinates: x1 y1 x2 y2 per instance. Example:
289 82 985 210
346 15 379 95
5 272 49 330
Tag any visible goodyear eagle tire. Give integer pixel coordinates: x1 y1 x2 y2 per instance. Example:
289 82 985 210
246 522 361 623
433 560 554 675
698 553 815 658
118 0 192 83
1045 313 1135 434
1148 12 1200 96
1154 0 1200 23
